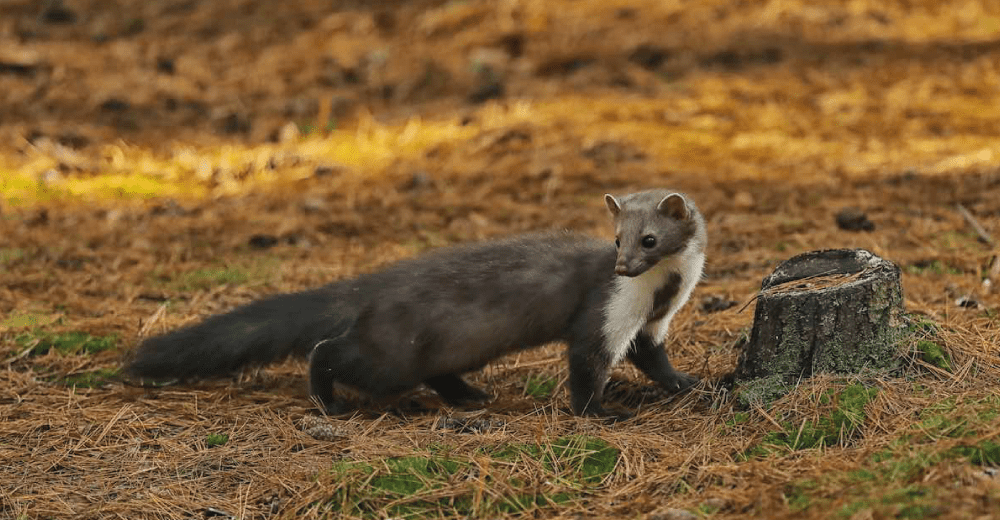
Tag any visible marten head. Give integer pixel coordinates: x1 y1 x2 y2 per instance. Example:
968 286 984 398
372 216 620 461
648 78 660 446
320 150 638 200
604 190 704 278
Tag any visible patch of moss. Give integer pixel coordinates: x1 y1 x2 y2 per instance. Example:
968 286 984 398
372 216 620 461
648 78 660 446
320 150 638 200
908 318 939 334
783 479 820 512
524 373 558 398
491 492 573 514
153 258 278 292
846 468 877 483
323 455 466 518
486 443 542 463
370 456 461 497
16 329 118 356
748 383 878 454
322 438 617 518
735 374 792 409
916 340 950 371
205 433 229 448
839 485 942 519
56 367 119 388
547 436 619 484
725 411 750 427
0 247 26 266
784 450 946 517
1 311 57 330
172 265 251 290
916 413 969 439
788 433 1000 517
947 440 1000 466
905 260 962 276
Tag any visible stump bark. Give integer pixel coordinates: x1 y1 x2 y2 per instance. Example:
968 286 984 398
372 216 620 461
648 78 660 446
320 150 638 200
735 249 905 401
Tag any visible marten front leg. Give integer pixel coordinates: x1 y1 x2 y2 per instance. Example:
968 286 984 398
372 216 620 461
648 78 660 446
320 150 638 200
627 331 698 393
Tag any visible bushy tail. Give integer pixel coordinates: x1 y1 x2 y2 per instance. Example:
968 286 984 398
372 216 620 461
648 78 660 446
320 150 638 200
125 286 351 381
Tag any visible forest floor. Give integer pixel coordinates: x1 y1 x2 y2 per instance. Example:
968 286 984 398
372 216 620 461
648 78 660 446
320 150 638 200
2 0 1000 519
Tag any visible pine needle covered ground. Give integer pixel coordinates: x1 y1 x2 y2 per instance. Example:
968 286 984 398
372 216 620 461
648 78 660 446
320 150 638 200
1 1 999 518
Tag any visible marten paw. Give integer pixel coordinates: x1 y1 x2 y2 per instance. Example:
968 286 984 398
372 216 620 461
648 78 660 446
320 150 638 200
664 371 699 393
442 387 493 408
577 404 634 422
426 374 493 408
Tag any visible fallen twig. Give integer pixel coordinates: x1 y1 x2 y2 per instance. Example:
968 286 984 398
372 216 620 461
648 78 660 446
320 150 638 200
956 203 996 247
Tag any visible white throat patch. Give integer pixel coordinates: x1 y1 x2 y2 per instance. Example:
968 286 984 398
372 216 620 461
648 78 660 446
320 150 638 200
601 247 705 367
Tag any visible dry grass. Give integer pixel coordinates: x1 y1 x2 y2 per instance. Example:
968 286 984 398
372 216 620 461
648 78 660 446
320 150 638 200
3 0 1000 519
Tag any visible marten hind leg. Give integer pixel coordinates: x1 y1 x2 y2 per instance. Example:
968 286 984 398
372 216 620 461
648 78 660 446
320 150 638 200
425 374 492 407
308 337 352 415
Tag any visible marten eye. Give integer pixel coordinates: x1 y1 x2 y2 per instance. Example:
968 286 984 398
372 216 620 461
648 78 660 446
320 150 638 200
614 237 620 249
641 235 656 248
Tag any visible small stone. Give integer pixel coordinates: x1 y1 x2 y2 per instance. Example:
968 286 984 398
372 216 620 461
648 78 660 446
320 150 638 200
701 295 737 313
248 234 279 250
314 165 340 177
279 122 300 143
219 113 251 135
284 98 318 119
301 196 327 214
104 208 124 224
401 171 433 191
300 415 350 441
434 416 499 434
469 79 505 104
39 168 63 186
27 208 49 227
647 507 698 520
836 207 875 232
701 497 728 511
470 47 510 70
100 98 130 112
156 57 175 74
628 44 670 70
955 296 979 309
373 10 396 33
41 1 77 24
733 191 754 209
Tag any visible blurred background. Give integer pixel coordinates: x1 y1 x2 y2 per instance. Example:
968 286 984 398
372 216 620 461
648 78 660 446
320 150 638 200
3 0 1000 201
2 2 1000 518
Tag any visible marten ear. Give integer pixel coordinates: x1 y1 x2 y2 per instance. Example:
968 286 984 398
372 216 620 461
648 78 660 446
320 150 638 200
604 194 622 217
657 193 690 220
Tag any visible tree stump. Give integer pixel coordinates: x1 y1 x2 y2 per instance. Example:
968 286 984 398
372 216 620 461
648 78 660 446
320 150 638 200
735 249 906 403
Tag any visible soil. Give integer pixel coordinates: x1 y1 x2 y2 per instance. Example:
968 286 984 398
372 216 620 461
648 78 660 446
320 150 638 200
2 0 1000 519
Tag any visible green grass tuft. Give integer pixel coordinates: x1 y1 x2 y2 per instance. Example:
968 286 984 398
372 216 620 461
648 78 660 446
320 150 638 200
916 340 950 371
947 440 1000 466
547 436 619 484
905 260 962 276
56 368 120 388
783 479 820 512
16 329 118 356
0 247 26 266
205 433 229 448
726 411 750 427
152 258 278 292
746 383 878 455
173 265 251 291
320 438 617 518
782 395 1000 517
524 373 558 398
